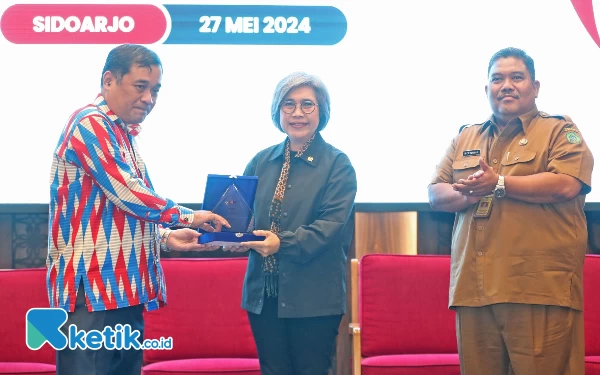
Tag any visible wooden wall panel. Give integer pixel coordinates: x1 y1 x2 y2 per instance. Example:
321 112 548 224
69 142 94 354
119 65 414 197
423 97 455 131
0 214 12 268
12 214 48 269
331 235 355 375
354 212 417 260
588 211 600 254
417 211 455 255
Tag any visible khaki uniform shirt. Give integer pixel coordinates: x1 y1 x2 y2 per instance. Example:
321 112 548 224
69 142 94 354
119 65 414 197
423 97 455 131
431 106 593 311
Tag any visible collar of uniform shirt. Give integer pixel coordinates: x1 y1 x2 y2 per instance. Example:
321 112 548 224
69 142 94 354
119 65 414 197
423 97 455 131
479 106 539 136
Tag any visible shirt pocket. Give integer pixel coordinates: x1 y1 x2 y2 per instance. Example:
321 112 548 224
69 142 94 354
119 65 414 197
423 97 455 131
500 150 537 176
452 157 480 182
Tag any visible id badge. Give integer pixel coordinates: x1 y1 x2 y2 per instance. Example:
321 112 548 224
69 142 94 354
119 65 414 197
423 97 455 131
474 195 493 218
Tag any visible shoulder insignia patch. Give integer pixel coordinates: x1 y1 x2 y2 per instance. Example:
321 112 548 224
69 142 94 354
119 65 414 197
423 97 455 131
459 124 471 133
539 112 573 123
565 131 582 144
459 121 486 134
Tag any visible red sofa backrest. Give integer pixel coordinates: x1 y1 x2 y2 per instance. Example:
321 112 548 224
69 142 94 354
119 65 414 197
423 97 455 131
0 268 55 364
143 258 258 364
585 254 600 356
359 254 457 357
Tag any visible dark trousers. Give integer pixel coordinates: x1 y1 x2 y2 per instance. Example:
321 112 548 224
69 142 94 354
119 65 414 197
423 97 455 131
56 284 145 375
247 295 342 375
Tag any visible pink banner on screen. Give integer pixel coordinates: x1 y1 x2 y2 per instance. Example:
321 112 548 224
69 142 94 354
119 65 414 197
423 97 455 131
0 4 167 44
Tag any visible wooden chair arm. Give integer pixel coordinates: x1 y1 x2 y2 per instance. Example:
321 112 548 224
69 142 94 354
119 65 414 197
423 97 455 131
351 324 361 375
350 259 361 375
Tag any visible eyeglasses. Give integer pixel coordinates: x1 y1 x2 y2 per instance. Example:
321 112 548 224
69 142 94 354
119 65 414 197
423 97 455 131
281 100 318 114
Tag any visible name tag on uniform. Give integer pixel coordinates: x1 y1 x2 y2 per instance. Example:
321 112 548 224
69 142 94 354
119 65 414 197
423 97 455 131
474 195 493 218
463 149 481 157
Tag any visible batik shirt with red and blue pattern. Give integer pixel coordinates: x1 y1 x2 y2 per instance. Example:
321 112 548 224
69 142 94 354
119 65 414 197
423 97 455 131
47 94 194 312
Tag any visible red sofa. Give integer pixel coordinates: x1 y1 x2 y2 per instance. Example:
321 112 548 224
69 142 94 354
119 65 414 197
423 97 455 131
350 253 600 375
0 258 260 375
142 258 260 375
0 268 55 375
2 255 598 375
350 254 460 375
585 254 600 374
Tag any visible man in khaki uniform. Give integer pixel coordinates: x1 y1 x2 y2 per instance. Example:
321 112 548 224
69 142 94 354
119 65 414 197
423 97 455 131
429 47 594 374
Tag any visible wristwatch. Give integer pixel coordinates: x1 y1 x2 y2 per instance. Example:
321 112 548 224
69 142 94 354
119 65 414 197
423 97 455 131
493 175 506 198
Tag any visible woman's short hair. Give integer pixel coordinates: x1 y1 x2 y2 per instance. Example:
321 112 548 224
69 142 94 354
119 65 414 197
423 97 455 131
271 72 331 133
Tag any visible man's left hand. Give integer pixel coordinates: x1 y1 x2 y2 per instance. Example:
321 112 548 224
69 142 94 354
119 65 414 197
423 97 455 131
241 230 280 257
452 157 499 196
167 228 221 252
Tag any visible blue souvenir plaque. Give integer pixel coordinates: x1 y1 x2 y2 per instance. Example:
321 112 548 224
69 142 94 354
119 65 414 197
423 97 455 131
198 174 266 245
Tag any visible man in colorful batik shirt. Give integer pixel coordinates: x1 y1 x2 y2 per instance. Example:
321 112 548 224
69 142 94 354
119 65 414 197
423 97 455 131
47 44 230 375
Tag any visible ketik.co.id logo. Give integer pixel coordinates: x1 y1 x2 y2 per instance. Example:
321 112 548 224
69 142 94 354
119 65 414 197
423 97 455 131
26 308 68 350
571 0 600 47
26 308 172 350
0 4 167 44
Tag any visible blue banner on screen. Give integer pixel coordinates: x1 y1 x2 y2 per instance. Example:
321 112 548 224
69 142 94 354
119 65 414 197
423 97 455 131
164 5 347 45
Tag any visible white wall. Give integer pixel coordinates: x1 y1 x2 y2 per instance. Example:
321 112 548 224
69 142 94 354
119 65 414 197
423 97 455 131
1 0 598 203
